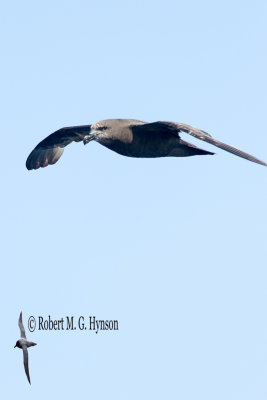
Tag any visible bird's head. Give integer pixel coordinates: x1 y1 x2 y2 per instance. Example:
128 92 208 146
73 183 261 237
83 121 109 145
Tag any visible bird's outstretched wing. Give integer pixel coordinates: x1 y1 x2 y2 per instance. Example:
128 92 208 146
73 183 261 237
22 347 31 384
157 121 267 166
19 312 26 339
26 125 91 170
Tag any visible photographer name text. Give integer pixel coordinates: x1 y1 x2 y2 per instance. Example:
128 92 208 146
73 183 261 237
28 315 119 334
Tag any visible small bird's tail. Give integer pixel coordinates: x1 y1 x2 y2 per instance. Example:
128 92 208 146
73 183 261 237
169 139 215 157
28 341 37 347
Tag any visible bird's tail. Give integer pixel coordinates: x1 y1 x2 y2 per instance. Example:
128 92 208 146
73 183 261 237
169 139 214 157
28 341 37 347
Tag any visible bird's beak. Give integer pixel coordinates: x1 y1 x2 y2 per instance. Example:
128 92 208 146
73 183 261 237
14 344 17 348
83 134 95 145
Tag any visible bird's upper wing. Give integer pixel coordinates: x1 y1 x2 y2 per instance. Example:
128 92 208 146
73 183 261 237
19 312 26 339
132 121 178 135
26 125 91 170
155 121 266 166
22 346 31 384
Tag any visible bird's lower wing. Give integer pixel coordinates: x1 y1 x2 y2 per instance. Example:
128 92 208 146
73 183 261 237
171 122 267 167
26 125 91 170
23 347 31 384
19 312 26 339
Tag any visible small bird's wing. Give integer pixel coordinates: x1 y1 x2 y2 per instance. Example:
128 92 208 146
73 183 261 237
26 125 91 170
132 121 214 138
19 312 26 339
22 346 31 384
164 121 266 166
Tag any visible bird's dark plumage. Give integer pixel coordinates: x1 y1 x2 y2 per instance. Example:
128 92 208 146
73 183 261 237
14 312 37 384
26 125 91 170
26 119 267 169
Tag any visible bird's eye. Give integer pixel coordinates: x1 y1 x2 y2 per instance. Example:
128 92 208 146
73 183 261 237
98 126 107 131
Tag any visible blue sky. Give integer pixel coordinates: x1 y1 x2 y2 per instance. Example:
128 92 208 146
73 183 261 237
2 1 267 399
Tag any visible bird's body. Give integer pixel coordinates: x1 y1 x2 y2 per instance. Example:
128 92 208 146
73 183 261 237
91 119 211 158
14 312 37 384
26 119 267 169
14 337 36 349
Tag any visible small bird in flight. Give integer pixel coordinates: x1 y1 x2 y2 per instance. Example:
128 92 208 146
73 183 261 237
26 119 266 169
14 312 37 384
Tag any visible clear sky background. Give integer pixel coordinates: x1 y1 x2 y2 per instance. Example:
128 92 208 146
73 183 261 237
1 0 267 399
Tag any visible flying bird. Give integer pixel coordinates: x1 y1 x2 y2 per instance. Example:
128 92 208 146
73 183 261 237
26 119 267 169
14 312 37 384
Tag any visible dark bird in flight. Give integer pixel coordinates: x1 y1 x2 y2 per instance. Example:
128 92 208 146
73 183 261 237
26 119 267 169
14 312 37 384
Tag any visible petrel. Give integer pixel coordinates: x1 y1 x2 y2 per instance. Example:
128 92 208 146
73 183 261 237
14 312 37 384
26 119 267 169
